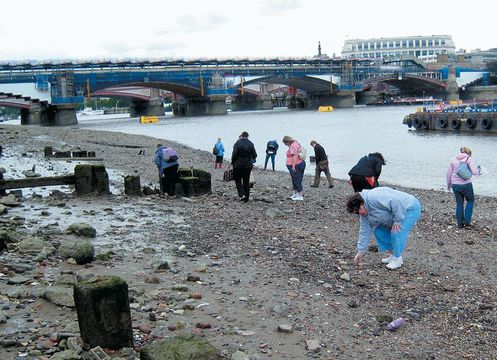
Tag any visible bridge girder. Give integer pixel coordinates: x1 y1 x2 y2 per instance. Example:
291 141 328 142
241 76 333 93
365 74 446 94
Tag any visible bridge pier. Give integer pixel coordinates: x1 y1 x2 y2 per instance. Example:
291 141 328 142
48 104 78 126
445 66 460 102
21 103 45 125
173 96 227 116
231 94 273 111
130 99 165 117
307 92 356 109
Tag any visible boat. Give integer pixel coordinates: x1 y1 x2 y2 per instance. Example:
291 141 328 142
80 107 105 116
318 106 334 112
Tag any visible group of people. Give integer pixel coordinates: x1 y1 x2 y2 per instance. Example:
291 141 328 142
154 137 479 271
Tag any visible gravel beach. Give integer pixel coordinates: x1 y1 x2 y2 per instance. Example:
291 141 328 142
0 123 496 360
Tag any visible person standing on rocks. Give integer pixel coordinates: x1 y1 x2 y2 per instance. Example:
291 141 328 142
231 131 257 203
446 146 480 229
282 135 306 201
309 140 334 188
346 187 421 270
264 139 279 171
213 137 225 169
154 144 179 197
348 152 386 192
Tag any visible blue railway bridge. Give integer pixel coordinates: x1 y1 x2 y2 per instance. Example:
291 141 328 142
0 57 487 125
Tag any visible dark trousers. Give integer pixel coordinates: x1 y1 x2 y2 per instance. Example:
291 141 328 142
350 174 375 192
162 164 179 196
264 153 276 170
234 168 252 200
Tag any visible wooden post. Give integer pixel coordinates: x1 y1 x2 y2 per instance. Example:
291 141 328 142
124 175 141 196
74 276 133 349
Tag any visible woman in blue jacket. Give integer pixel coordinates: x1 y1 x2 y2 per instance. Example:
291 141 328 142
154 143 179 196
346 187 421 270
213 138 225 169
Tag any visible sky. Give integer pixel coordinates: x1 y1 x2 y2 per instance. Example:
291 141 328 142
0 0 494 61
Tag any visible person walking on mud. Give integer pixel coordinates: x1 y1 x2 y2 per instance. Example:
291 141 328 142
348 152 386 192
213 137 225 169
231 131 257 203
282 135 306 201
446 146 480 229
310 140 334 188
154 143 179 197
346 187 421 270
264 139 279 171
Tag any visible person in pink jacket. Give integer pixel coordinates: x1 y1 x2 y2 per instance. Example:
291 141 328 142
446 146 480 229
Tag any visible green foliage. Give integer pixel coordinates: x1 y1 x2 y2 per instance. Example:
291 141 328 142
77 97 130 110
487 61 497 74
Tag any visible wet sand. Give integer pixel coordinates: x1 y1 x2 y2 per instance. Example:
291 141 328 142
0 124 496 359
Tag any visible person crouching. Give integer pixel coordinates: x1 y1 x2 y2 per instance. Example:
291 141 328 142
346 187 421 270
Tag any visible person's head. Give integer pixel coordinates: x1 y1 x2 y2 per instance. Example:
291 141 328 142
217 137 222 142
346 193 365 215
310 140 317 147
157 143 163 149
240 131 249 138
370 152 386 165
282 135 295 146
460 146 472 156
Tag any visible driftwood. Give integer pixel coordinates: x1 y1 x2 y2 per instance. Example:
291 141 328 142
0 175 75 190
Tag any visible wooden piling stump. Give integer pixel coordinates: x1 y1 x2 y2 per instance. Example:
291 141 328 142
44 146 53 157
73 276 133 350
124 175 142 196
178 176 200 197
74 165 109 196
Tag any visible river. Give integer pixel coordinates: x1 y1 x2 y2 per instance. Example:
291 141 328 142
76 106 496 197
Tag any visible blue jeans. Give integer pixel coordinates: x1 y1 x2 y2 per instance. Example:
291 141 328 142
451 183 475 227
286 161 306 192
374 199 422 257
265 153 276 170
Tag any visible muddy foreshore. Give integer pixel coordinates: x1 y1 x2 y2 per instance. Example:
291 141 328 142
0 124 496 360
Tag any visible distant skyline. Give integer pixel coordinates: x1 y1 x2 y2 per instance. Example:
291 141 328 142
0 0 494 61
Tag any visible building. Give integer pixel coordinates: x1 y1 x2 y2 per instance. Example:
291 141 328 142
341 35 456 62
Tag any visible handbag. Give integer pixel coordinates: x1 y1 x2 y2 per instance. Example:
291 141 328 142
223 169 234 182
456 159 472 180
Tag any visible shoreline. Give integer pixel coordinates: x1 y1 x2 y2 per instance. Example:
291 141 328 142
1 124 496 359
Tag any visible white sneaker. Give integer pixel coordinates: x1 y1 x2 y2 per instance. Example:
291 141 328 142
292 195 304 201
386 256 403 270
381 255 393 264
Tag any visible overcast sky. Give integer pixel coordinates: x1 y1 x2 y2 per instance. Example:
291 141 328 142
0 0 494 61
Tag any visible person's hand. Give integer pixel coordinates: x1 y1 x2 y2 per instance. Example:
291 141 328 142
353 252 363 264
291 167 296 173
391 224 402 232
447 186 451 192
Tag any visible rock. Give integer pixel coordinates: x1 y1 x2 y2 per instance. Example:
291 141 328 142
265 208 284 218
305 339 321 352
340 272 351 281
21 170 41 178
56 274 78 286
6 276 31 285
44 286 75 308
0 204 7 215
0 194 20 206
375 314 394 324
277 324 293 333
140 335 222 360
7 286 45 299
59 239 95 264
66 223 97 238
0 310 8 323
232 350 250 360
48 349 82 360
18 236 54 255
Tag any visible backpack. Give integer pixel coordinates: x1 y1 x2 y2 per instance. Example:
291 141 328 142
163 148 178 163
456 158 472 180
212 145 219 156
298 143 307 161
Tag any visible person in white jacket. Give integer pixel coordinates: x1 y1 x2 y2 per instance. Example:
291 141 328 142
346 187 421 270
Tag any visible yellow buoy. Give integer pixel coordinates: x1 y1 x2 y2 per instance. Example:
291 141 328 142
318 106 334 112
139 116 159 124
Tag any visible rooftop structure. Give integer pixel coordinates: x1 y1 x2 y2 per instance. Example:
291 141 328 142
342 35 456 62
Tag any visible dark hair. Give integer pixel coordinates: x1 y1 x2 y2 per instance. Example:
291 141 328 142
241 131 249 138
370 152 386 165
346 193 364 214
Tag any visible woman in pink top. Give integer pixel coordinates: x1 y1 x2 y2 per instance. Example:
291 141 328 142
446 146 480 228
282 135 306 201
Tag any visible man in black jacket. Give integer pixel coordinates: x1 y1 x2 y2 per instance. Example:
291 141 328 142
348 152 386 192
231 131 257 202
310 140 334 188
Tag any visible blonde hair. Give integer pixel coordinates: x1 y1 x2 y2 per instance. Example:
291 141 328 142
460 146 472 156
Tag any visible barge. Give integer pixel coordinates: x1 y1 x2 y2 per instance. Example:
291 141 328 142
403 103 497 133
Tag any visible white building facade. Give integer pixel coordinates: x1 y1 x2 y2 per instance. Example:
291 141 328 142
341 35 456 62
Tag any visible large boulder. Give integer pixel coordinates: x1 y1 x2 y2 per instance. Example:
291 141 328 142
66 223 97 238
140 335 222 360
18 236 55 255
44 286 75 308
59 239 95 264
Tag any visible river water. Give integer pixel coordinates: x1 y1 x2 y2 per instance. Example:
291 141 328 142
75 106 496 197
